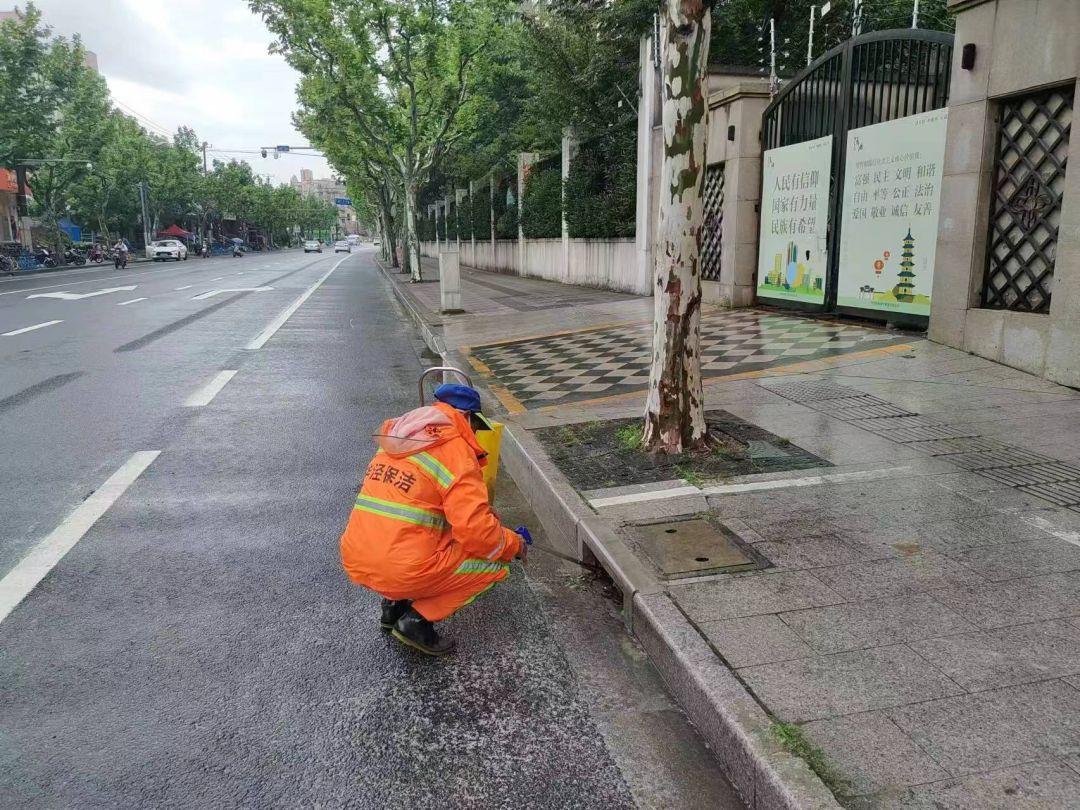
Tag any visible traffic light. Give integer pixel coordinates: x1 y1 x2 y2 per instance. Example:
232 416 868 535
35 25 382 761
261 148 268 158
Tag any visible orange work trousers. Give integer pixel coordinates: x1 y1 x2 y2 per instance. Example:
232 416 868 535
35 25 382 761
382 559 510 622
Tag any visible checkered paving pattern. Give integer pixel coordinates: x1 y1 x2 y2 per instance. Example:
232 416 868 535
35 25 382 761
469 310 909 409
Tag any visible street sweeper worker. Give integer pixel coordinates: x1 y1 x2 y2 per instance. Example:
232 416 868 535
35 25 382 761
339 383 529 656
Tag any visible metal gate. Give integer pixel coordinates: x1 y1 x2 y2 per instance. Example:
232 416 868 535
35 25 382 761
702 162 725 281
762 29 954 313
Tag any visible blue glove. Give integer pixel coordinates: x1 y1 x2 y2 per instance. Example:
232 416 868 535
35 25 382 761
515 526 533 545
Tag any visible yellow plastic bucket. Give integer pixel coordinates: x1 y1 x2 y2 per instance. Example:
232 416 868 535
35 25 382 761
475 417 503 500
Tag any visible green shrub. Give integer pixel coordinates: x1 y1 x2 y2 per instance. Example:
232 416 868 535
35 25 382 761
521 166 562 239
495 202 518 240
564 126 636 239
447 201 458 240
471 190 491 240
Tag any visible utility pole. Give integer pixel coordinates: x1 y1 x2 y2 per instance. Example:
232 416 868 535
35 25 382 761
138 181 153 257
912 0 920 28
202 141 208 174
807 6 816 67
852 0 863 37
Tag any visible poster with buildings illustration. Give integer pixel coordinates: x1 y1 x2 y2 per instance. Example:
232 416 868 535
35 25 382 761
758 136 833 305
837 108 949 317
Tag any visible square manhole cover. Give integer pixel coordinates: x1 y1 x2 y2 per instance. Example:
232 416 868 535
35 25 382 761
634 518 766 578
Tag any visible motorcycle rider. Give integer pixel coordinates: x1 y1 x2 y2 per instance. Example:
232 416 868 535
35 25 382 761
112 237 129 269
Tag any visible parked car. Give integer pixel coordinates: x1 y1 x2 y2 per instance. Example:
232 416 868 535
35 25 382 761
303 239 322 253
333 240 350 253
151 239 188 261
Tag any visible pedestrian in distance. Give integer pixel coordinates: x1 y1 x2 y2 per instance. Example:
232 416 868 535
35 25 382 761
339 384 530 656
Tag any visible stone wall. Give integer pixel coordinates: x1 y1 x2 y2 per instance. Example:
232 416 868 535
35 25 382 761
421 237 644 294
930 0 1080 386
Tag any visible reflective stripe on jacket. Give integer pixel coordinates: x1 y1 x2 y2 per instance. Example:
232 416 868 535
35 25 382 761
339 402 522 595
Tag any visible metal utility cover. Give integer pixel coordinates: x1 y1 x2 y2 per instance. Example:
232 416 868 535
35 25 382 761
635 519 758 577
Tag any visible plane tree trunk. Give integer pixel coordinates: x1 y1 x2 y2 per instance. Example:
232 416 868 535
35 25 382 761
642 0 711 455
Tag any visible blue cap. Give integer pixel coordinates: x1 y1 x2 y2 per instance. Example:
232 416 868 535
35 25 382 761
434 383 482 413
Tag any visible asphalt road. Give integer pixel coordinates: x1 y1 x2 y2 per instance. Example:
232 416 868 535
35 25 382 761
0 247 742 808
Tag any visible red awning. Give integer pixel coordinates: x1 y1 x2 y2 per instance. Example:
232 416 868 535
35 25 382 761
157 224 192 238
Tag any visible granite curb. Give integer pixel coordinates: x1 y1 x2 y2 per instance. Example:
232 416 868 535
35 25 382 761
374 255 841 809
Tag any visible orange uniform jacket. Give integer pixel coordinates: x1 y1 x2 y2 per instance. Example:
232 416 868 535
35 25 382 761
340 402 522 622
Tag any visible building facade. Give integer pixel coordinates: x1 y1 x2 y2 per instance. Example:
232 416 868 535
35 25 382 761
291 170 358 235
929 0 1080 387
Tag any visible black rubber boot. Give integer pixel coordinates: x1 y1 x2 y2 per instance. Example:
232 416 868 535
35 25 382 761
380 599 411 630
391 607 455 656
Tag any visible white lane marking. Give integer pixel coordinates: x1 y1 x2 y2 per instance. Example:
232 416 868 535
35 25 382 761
1019 513 1080 550
2 319 63 336
211 276 225 281
247 255 350 350
588 466 914 508
0 451 160 624
236 272 245 275
27 285 137 301
174 285 193 291
701 466 915 496
117 297 147 306
191 286 274 301
184 369 238 407
589 486 699 508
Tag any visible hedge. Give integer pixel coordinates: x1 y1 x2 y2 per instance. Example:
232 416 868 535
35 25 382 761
521 166 562 239
495 202 518 240
564 125 636 239
446 201 458 240
471 190 491 240
492 175 517 240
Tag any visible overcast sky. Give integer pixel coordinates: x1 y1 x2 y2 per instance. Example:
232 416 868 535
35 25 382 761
22 0 333 185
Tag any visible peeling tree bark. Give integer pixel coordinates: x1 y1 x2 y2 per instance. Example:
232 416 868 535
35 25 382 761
643 0 711 455
403 181 423 282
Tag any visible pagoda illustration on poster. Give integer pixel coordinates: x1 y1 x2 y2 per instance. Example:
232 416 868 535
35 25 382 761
870 226 930 308
894 228 916 302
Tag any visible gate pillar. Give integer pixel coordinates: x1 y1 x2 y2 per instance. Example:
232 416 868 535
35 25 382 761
703 81 771 307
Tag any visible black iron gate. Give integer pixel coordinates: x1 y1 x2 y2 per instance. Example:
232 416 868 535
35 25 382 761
762 29 954 315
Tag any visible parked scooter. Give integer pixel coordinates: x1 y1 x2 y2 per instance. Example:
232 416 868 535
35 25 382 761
232 244 244 258
64 247 87 266
88 244 104 263
33 247 56 268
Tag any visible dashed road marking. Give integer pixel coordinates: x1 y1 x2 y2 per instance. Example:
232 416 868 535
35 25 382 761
184 370 238 407
246 255 350 350
117 297 147 306
3 320 63 336
174 285 193 291
0 451 160 624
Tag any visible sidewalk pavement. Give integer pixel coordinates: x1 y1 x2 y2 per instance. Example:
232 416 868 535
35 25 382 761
380 255 1080 809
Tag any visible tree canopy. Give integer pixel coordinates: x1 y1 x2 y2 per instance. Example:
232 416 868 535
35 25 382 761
0 3 338 254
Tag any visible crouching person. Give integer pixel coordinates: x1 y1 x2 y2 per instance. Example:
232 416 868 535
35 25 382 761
340 384 528 656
